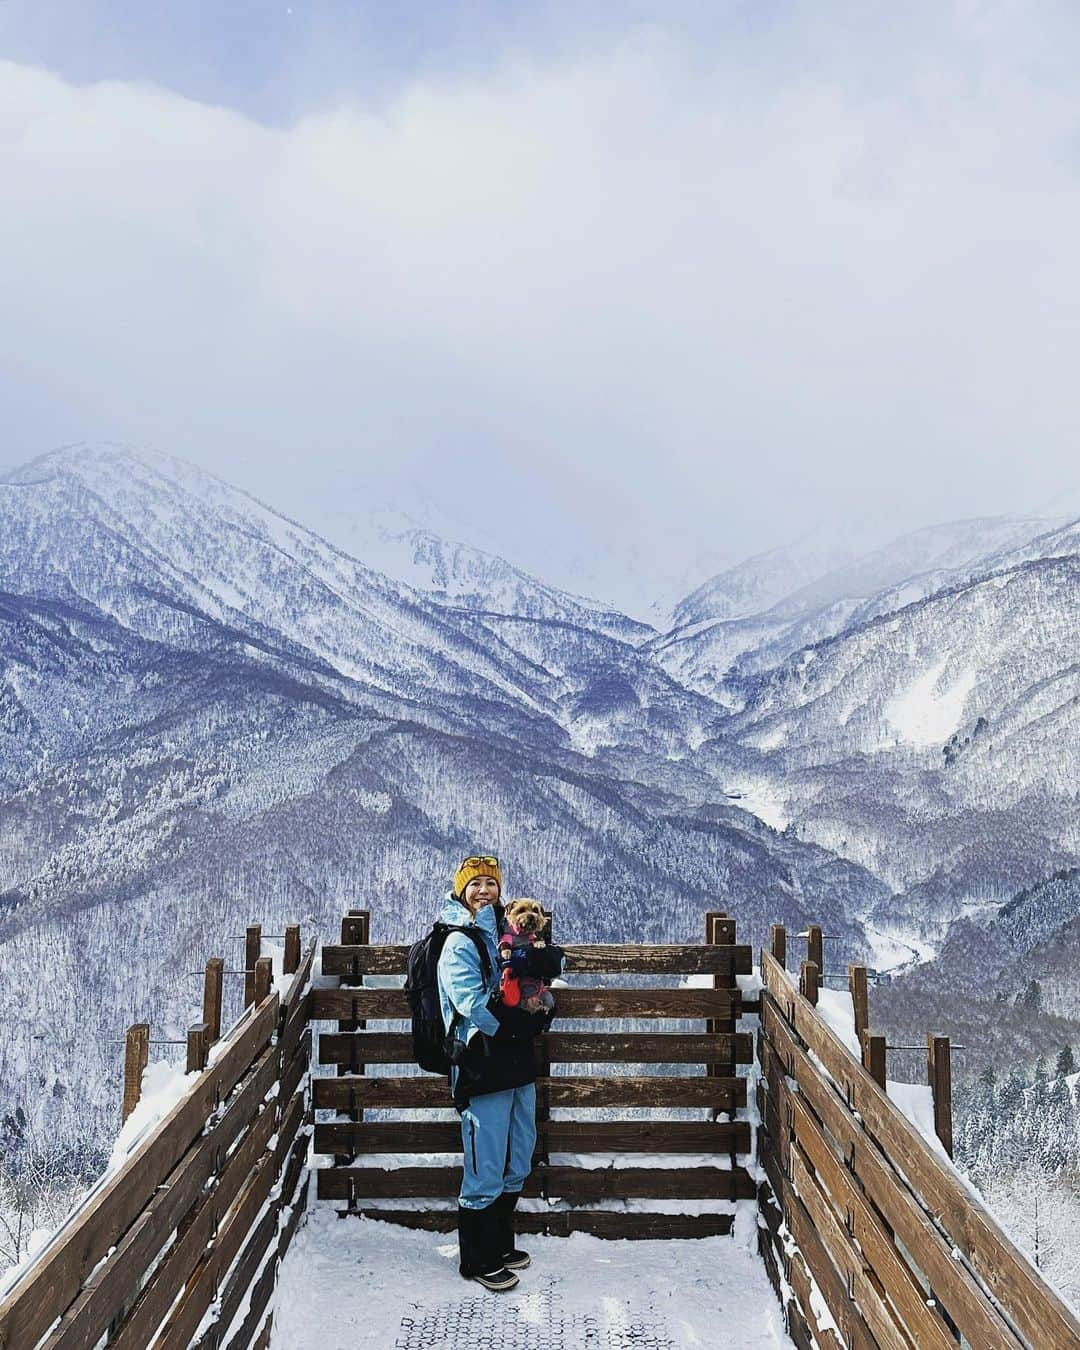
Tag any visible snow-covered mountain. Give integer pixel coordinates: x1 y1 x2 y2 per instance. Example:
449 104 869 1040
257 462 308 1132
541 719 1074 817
0 444 891 1174
1 440 1077 1207
712 550 1080 947
333 509 653 644
1 445 721 763
655 515 1059 701
669 526 877 629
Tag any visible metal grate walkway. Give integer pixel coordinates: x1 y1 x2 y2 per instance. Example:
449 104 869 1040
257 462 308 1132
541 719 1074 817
394 1277 677 1349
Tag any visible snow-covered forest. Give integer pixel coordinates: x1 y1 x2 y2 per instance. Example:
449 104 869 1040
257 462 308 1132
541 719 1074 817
1 445 1078 1297
955 1051 1080 1306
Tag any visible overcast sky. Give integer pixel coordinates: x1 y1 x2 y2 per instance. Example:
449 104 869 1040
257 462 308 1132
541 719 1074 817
2 1 1079 610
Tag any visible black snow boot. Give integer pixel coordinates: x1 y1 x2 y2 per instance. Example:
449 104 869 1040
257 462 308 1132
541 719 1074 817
457 1202 519 1291
493 1190 531 1269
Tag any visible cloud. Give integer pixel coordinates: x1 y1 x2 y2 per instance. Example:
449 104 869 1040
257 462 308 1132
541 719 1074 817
2 7 1080 612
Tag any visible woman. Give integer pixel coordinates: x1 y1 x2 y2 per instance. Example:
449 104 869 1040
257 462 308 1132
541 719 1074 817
436 855 553 1291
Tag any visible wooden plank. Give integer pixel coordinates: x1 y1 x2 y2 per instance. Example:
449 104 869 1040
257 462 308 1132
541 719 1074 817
761 1149 844 1350
316 1030 752 1066
279 1121 311 1214
761 952 1078 1348
108 1094 279 1350
192 1193 279 1350
759 1227 814 1350
313 1118 752 1155
280 988 310 1064
310 985 743 1020
280 1027 311 1108
250 1310 274 1350
278 1137 310 1242
319 942 753 976
219 1249 277 1350
154 1151 277 1350
312 1073 747 1111
760 990 1024 1349
273 1087 307 1178
0 993 279 1350
790 1094 955 1350
790 1143 915 1350
280 939 316 1016
318 1164 755 1201
763 1146 873 1350
338 1209 735 1238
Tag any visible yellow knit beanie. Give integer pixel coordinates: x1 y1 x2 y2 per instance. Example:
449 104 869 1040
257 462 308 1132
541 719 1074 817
454 854 503 901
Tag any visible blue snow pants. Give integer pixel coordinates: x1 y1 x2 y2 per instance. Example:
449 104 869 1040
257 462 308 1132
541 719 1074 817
458 1081 537 1209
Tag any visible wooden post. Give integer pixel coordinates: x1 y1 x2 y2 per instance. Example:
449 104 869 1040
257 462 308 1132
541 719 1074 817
848 964 869 1043
799 960 819 1007
336 909 370 1172
187 1022 210 1073
807 925 824 977
122 1023 150 1123
284 924 301 975
707 910 742 1179
770 924 786 970
254 956 273 1005
536 906 555 1168
705 910 738 1070
861 1029 886 1089
245 924 262 1008
928 1034 953 1158
203 957 224 1043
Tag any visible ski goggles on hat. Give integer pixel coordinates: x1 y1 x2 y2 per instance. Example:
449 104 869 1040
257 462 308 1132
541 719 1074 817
460 855 500 869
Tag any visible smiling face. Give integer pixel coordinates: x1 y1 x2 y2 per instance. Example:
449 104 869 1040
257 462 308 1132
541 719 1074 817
505 898 545 935
462 874 501 913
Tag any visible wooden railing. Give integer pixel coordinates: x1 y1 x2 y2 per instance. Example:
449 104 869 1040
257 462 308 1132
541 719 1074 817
756 933 1080 1350
312 909 757 1238
0 929 315 1350
6 910 1078 1349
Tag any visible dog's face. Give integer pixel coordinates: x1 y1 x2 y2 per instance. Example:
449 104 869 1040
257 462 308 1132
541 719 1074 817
505 898 546 936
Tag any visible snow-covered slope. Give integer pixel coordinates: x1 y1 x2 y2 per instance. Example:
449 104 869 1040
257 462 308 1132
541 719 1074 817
657 515 1058 700
715 553 1080 922
0 445 719 761
0 443 891 1183
669 528 872 628
342 511 652 643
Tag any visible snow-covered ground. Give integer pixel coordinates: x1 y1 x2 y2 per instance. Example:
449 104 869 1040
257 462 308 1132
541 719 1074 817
270 1201 793 1349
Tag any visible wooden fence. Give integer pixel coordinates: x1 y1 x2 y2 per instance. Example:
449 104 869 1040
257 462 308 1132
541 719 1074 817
311 908 757 1238
0 927 315 1350
756 928 1080 1350
6 909 1078 1349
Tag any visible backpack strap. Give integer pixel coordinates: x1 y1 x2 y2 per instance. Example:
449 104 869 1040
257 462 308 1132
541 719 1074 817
437 924 495 1048
439 922 494 984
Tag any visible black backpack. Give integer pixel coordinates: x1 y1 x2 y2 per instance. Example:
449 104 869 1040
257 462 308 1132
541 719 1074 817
404 921 495 1074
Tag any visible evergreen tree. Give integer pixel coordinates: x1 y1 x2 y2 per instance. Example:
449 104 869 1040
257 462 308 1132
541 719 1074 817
1054 1045 1076 1079
1033 1056 1048 1105
1018 978 1043 1011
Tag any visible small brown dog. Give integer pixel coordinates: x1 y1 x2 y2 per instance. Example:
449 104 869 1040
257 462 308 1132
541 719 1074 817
499 899 555 1013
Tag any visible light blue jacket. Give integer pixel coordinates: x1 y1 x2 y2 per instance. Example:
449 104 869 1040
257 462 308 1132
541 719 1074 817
436 892 501 1048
